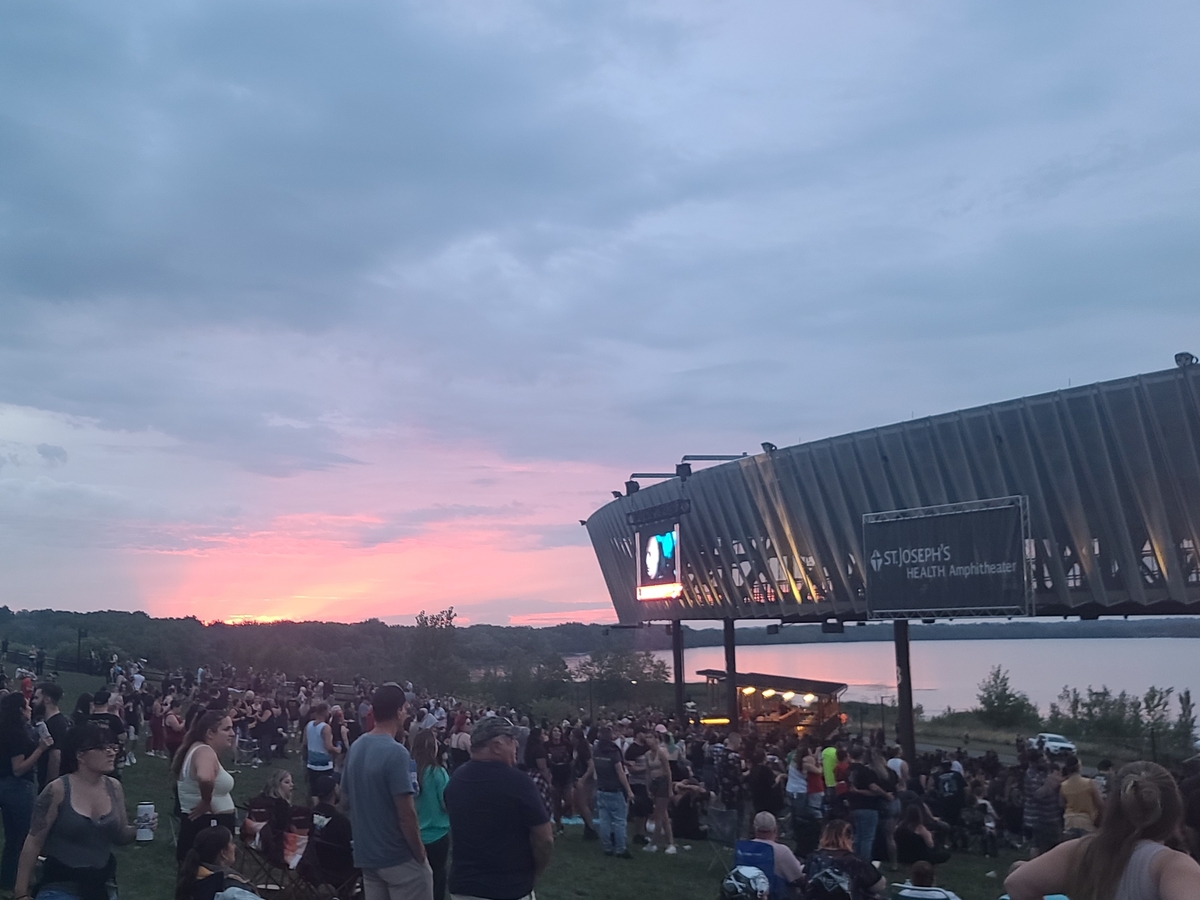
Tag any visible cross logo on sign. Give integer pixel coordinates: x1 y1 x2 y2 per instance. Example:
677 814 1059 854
870 549 883 572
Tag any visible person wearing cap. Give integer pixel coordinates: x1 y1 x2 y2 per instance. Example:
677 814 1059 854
444 716 553 900
343 684 431 900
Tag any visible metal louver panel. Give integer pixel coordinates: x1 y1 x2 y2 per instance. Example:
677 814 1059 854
586 364 1200 624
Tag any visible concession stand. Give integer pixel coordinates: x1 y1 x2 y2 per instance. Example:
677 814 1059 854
697 669 846 738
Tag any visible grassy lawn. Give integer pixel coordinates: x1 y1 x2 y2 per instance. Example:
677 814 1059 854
5 672 1023 900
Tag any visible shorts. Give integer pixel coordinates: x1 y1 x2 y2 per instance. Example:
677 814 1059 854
649 777 670 800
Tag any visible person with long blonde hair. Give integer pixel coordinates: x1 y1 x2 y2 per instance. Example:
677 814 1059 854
802 819 888 899
1006 760 1200 900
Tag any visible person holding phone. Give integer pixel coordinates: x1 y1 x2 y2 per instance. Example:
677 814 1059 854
0 693 55 890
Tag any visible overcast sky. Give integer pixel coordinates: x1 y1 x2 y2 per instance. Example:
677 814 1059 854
2 1 1198 626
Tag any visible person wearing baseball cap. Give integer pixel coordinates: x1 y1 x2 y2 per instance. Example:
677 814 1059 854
444 717 553 900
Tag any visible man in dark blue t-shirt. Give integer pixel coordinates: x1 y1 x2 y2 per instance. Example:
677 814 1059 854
445 717 553 900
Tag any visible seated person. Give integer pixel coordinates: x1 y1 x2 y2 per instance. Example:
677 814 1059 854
896 801 951 865
300 774 356 887
257 769 295 834
894 861 962 900
177 825 259 900
749 811 805 892
669 775 710 840
804 820 887 899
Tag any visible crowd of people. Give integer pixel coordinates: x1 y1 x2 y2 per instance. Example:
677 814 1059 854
1 651 1200 900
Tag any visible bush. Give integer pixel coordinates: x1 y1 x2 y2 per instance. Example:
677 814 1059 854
975 666 1040 728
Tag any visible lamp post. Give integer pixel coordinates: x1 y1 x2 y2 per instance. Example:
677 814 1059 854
76 628 88 670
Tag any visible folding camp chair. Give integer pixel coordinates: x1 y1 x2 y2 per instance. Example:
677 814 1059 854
705 806 740 873
734 840 787 900
235 736 261 767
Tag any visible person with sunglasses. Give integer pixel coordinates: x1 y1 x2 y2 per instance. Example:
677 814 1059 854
14 722 156 900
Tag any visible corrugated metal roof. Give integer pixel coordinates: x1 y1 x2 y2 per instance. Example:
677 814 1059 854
588 363 1200 623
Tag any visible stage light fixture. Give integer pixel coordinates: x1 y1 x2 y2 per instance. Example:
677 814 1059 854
612 491 623 499
761 442 777 452
761 689 776 698
625 480 640 495
803 693 816 703
741 686 756 695
1177 351 1198 368
781 691 795 701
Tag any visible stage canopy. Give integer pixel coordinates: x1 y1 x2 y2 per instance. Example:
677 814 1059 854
586 361 1200 624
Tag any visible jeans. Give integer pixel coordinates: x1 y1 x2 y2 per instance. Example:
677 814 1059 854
0 776 36 888
852 808 879 862
363 858 433 900
595 790 628 854
34 887 117 900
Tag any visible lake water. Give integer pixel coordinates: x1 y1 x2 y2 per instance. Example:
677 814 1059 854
651 638 1200 714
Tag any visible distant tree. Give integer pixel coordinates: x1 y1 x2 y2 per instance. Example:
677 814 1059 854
1173 688 1196 756
408 607 466 693
975 666 1040 728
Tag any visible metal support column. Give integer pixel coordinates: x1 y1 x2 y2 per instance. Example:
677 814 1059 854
723 619 739 727
672 622 686 727
893 618 916 766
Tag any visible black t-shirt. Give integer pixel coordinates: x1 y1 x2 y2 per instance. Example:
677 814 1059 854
803 848 882 900
846 762 883 811
593 741 626 793
0 723 37 780
445 760 550 900
749 764 782 813
37 712 70 790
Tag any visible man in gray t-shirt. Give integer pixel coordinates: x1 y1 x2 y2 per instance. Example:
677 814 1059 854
343 684 431 900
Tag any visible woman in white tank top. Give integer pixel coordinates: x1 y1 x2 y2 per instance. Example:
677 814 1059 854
1005 760 1200 900
171 710 237 863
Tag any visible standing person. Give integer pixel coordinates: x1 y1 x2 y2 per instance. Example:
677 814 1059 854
329 707 351 775
1005 760 1200 900
569 727 597 841
524 727 553 819
1059 755 1103 839
545 726 572 833
86 693 127 779
412 729 450 900
444 717 553 900
845 746 890 863
1023 752 1063 857
173 710 237 863
148 691 165 758
342 684 430 900
591 726 634 858
32 683 70 792
163 698 186 763
15 721 157 900
643 730 676 854
303 703 340 805
0 693 54 891
624 728 653 846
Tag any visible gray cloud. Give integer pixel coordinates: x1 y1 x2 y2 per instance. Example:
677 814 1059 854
36 443 68 466
1 1 1199 617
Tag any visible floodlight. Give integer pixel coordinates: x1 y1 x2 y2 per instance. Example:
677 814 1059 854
625 480 640 495
1176 351 1198 368
741 686 756 695
761 442 777 453
761 689 776 698
781 691 795 701
612 491 623 499
803 693 816 703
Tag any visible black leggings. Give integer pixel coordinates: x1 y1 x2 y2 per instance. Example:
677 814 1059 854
426 834 450 900
176 812 237 863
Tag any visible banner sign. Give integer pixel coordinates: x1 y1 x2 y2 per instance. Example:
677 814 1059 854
864 496 1030 617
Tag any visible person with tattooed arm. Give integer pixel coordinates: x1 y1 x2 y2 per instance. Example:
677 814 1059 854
14 722 156 900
